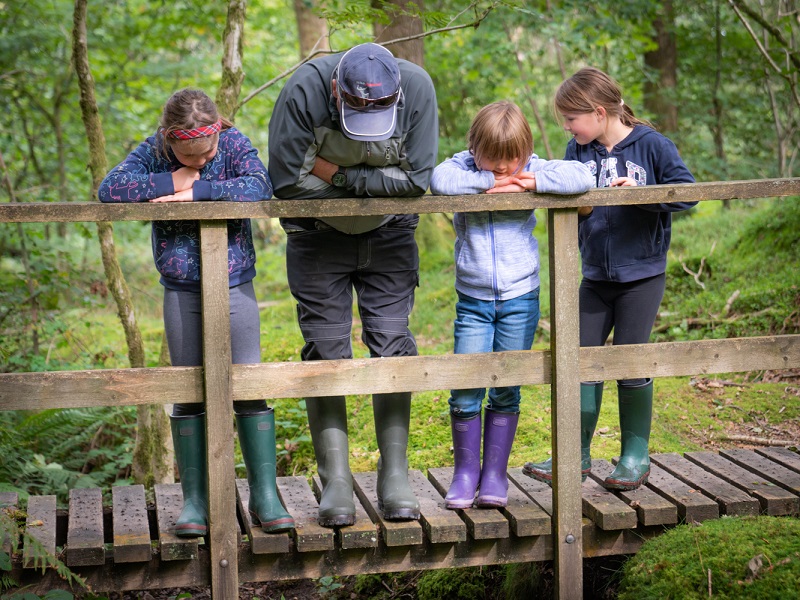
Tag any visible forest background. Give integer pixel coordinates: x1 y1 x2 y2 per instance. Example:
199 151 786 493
0 0 798 527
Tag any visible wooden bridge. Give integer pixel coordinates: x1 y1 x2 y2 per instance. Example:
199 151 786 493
1 179 799 598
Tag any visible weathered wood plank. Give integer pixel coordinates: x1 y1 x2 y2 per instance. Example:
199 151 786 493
508 468 554 515
353 472 424 547
2 180 797 223
684 451 799 516
580 477 638 531
66 487 105 566
311 475 378 550
650 453 759 517
590 459 678 526
2 335 798 410
755 447 800 474
112 485 151 563
276 476 333 552
235 479 290 554
408 469 466 544
23 495 57 569
1 492 18 555
644 463 719 523
200 221 238 598
426 467 509 540
504 477 552 537
720 448 800 495
154 483 199 561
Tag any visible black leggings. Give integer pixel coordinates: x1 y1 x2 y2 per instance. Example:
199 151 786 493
579 273 666 387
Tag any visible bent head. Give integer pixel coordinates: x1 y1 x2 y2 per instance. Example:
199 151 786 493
468 101 532 178
160 88 228 167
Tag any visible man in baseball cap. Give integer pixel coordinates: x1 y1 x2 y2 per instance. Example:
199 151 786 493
268 43 438 529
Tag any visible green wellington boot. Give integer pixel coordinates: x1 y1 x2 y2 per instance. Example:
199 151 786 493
170 413 208 537
522 382 603 484
306 396 356 527
236 409 295 533
603 380 653 491
373 392 420 521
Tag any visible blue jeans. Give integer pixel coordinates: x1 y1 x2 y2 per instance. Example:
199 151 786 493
449 289 540 417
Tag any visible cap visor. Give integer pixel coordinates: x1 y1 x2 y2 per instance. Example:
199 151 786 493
340 104 397 142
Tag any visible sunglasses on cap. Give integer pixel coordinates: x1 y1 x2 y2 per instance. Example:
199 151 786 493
341 88 401 111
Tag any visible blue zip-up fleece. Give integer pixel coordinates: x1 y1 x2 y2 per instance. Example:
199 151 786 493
98 128 271 292
567 125 696 283
430 150 594 301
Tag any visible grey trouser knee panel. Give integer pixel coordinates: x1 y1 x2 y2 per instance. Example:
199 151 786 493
164 281 267 416
286 220 419 361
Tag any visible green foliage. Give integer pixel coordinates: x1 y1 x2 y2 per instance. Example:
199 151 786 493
416 566 503 600
618 516 800 599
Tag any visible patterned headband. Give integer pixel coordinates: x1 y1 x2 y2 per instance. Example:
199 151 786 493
167 120 222 140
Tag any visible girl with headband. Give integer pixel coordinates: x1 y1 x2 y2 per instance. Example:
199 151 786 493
99 88 294 536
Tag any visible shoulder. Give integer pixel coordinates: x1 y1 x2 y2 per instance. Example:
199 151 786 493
397 59 435 95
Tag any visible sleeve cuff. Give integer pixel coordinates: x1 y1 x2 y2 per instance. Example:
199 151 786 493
192 180 213 201
153 172 175 198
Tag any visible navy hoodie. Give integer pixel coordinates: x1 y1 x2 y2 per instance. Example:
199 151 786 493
565 125 696 283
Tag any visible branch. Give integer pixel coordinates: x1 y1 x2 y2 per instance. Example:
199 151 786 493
238 3 498 110
721 434 797 446
728 0 800 71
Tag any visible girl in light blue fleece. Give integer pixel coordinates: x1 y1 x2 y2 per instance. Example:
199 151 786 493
430 100 593 510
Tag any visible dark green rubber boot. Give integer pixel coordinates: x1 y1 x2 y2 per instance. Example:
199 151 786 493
522 382 603 484
170 413 208 537
603 380 653 491
306 396 356 527
373 392 420 521
236 409 295 533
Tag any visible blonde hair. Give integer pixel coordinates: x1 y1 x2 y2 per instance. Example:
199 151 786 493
158 88 233 157
468 101 533 171
554 67 653 129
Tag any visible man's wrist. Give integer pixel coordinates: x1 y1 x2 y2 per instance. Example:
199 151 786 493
331 166 348 187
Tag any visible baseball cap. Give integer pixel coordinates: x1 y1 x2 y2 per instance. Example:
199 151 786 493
335 43 401 142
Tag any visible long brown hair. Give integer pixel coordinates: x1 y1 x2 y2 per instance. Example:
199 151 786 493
554 67 653 129
158 88 233 157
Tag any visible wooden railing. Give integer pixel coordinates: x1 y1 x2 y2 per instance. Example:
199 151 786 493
1 178 799 599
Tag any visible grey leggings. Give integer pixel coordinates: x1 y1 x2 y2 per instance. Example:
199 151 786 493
164 281 267 416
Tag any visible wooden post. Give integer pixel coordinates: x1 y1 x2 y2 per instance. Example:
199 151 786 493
200 221 238 597
547 208 583 599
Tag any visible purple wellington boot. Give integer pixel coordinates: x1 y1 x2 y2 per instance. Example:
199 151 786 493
445 413 482 509
476 409 519 508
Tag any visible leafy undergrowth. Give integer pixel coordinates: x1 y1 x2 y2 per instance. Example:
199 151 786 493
618 516 800 600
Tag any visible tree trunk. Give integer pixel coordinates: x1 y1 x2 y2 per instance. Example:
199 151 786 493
217 0 247 120
372 0 424 67
643 0 678 134
711 0 729 208
72 0 172 486
293 0 329 58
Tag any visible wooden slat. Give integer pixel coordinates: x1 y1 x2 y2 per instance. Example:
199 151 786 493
153 483 198 561
684 451 799 516
720 449 800 495
504 478 551 537
509 468 554 515
234 479 290 554
1 492 18 555
276 476 333 552
643 463 719 523
580 478 638 531
66 487 105 566
2 180 797 224
548 207 583 600
650 453 759 517
353 472 424 547
408 469 466 544
426 467 509 540
311 475 377 549
23 496 57 568
112 485 151 563
2 335 798 411
756 447 800 474
590 460 677 526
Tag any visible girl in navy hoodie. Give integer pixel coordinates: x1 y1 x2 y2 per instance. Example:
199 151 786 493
99 88 294 536
431 101 593 509
523 68 696 491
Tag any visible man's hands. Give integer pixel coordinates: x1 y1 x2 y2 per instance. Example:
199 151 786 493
311 156 340 184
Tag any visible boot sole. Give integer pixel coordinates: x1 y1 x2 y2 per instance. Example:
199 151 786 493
175 524 207 537
603 470 650 491
251 512 296 533
318 513 356 528
445 500 474 510
475 497 507 508
381 507 421 521
522 464 591 483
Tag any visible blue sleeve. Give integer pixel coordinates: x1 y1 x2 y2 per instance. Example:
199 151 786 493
527 156 594 195
430 150 494 195
638 135 696 213
98 136 174 202
193 130 272 202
